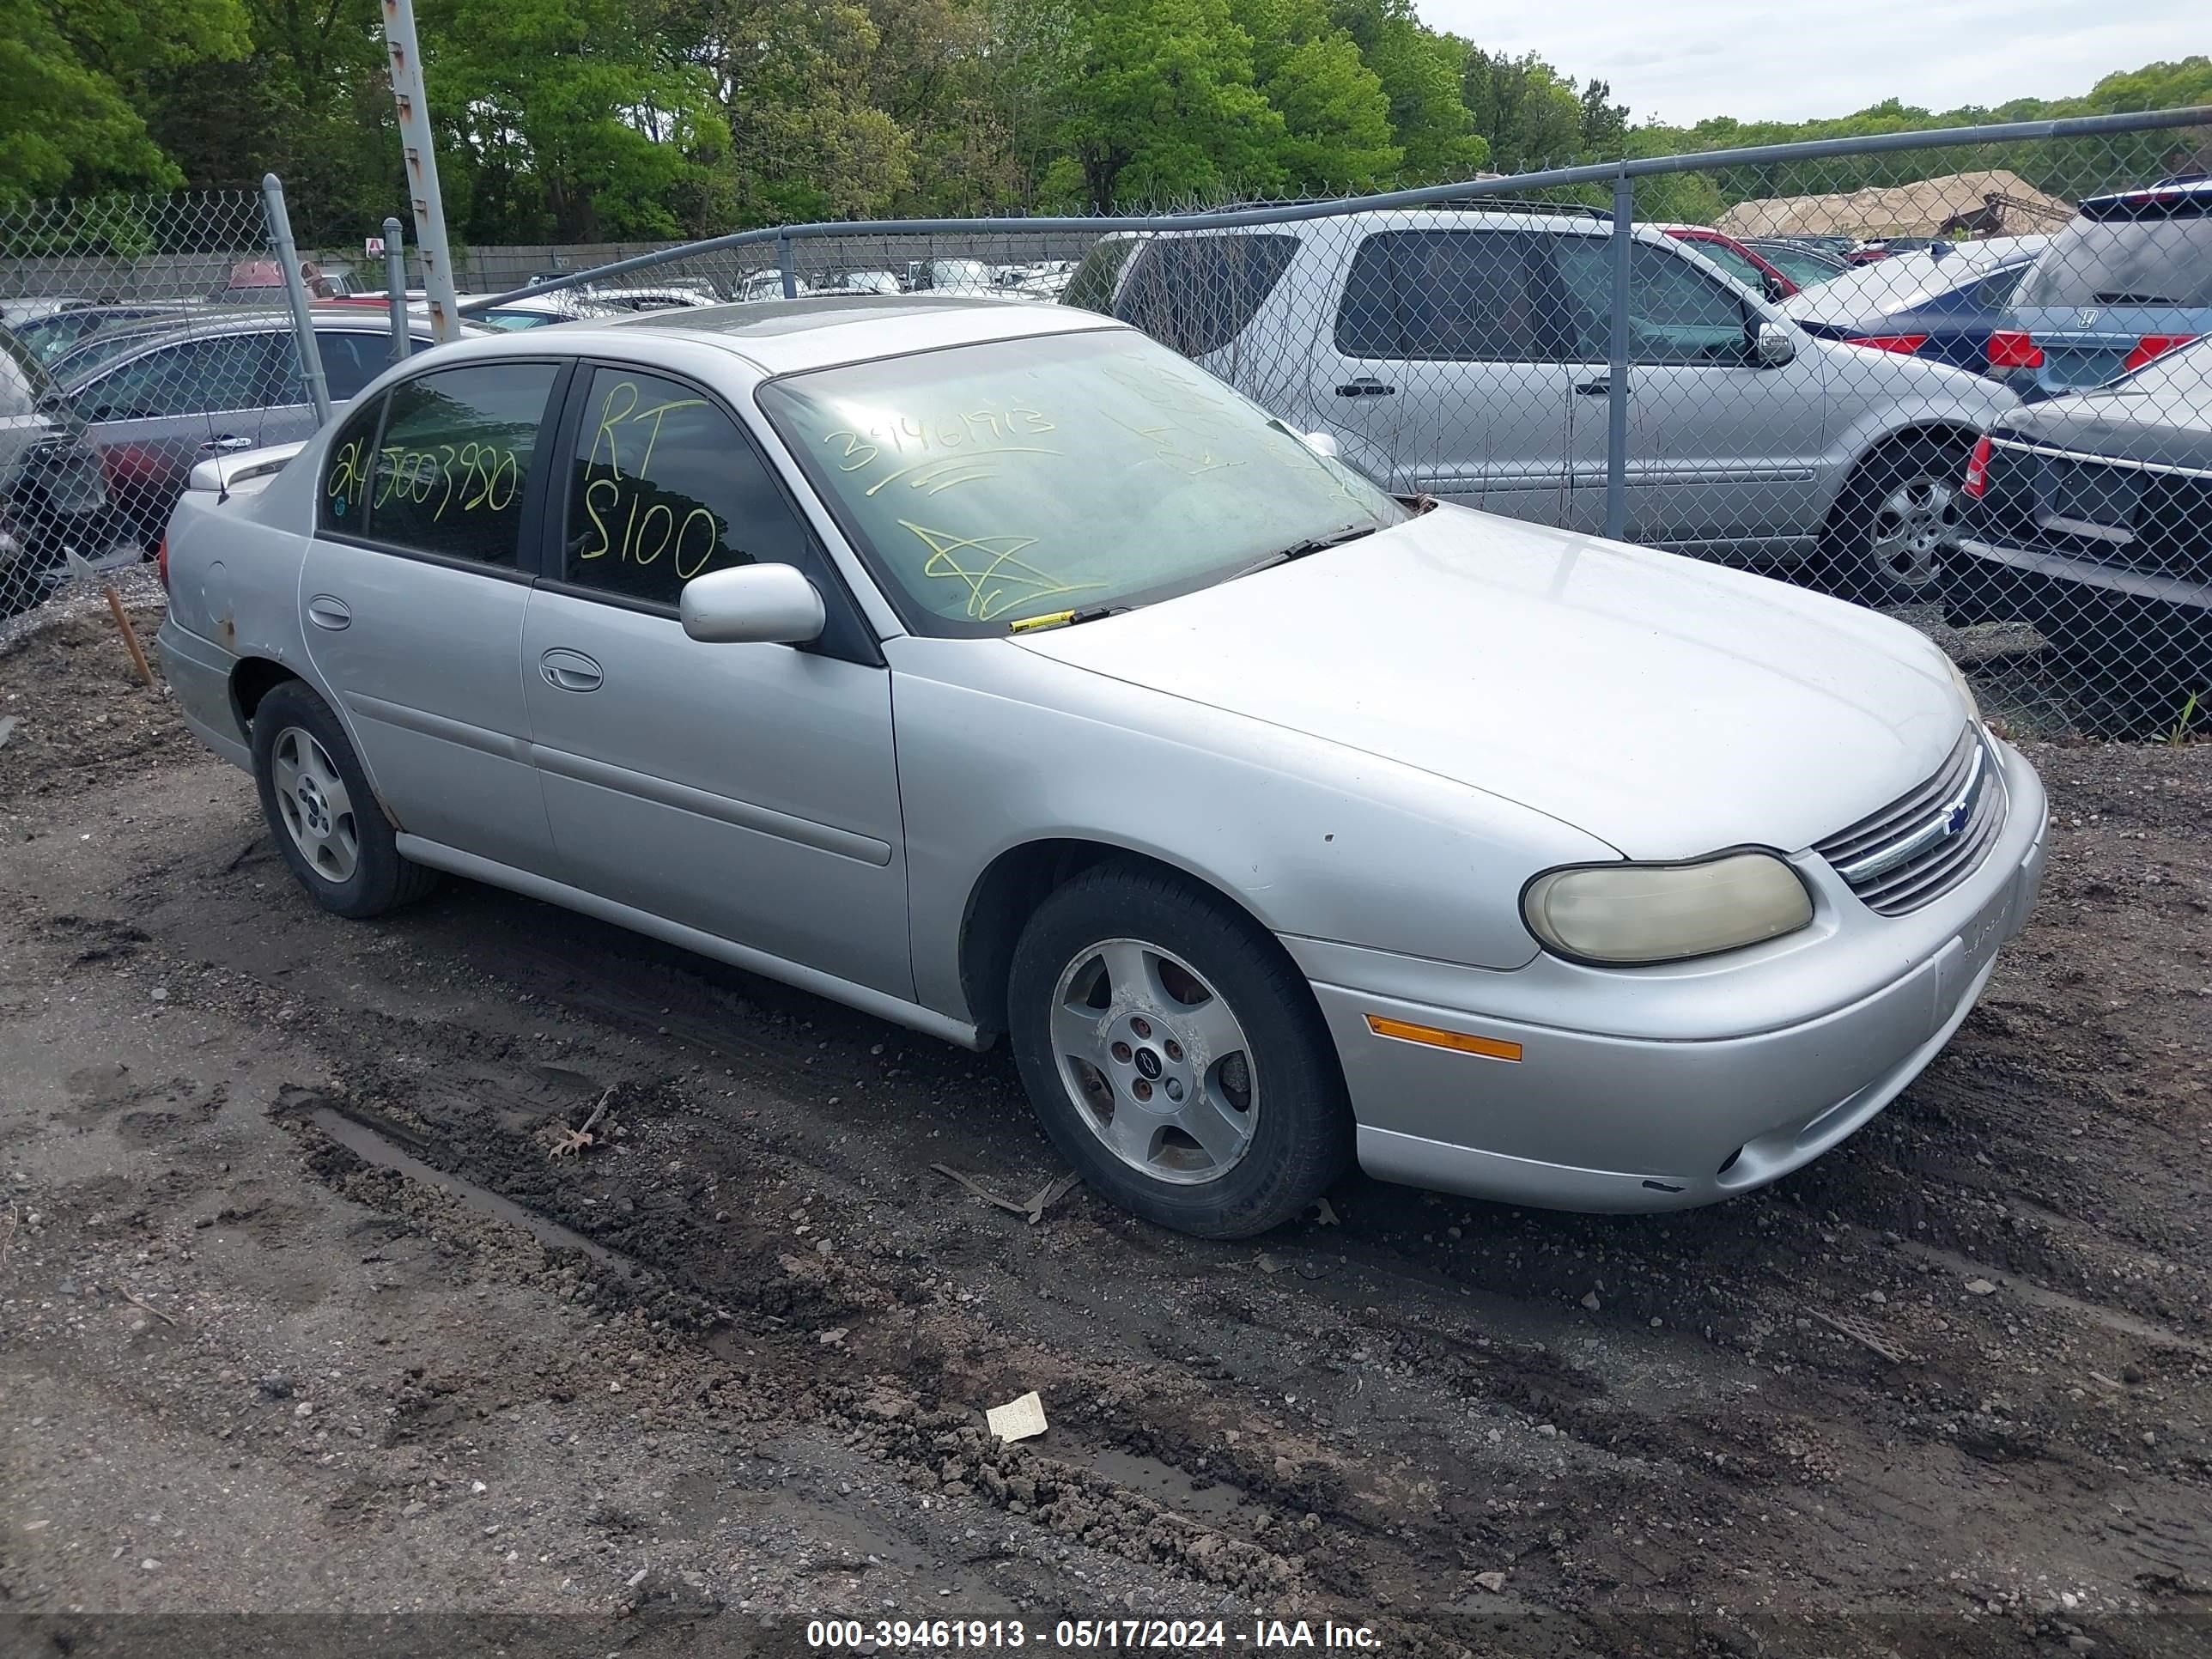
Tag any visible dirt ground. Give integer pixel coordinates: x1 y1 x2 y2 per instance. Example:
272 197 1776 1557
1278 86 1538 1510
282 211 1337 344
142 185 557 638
3 597 2209 1659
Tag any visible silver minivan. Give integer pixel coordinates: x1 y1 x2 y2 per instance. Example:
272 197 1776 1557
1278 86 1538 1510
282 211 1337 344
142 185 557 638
1085 209 2021 598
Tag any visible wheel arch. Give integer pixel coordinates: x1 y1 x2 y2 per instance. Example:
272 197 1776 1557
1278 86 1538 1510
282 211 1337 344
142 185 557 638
1820 419 1984 535
958 836 1287 1041
228 654 301 733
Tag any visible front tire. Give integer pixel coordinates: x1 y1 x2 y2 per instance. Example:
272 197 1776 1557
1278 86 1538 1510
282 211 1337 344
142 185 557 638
1823 434 1972 605
1006 862 1352 1238
251 680 438 918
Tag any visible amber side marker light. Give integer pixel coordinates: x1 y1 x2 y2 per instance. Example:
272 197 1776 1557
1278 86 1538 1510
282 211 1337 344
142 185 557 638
1364 1015 1522 1062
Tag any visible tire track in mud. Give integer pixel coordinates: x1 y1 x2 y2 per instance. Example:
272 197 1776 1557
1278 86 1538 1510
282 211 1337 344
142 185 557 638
53 727 2212 1653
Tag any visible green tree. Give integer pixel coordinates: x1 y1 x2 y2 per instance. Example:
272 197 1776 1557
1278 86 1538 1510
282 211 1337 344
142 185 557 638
1463 47 1583 173
428 0 727 240
1229 0 1399 192
1055 0 1285 208
0 0 249 202
1329 0 1483 179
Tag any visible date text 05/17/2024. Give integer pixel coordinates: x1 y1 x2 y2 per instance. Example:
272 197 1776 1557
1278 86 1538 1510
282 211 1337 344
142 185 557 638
805 1619 1383 1650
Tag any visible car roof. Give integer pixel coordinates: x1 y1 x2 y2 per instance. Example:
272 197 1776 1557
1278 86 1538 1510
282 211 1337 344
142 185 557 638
562 295 1122 375
1139 207 1618 240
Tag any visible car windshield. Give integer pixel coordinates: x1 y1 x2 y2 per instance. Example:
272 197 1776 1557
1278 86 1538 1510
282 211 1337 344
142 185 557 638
2014 209 2212 308
759 328 1407 634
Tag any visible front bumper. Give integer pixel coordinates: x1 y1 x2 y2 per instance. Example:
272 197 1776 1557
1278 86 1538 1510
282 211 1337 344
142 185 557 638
1296 738 2049 1212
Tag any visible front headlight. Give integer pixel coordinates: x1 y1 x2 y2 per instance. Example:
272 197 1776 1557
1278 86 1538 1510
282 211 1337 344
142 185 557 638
1522 851 1814 966
1942 654 1983 729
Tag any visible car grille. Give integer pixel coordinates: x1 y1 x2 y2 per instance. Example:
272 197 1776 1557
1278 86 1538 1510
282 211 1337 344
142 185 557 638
1814 726 2006 915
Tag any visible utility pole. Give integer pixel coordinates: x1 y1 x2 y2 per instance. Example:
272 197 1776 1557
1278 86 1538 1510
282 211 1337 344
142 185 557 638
381 0 464 343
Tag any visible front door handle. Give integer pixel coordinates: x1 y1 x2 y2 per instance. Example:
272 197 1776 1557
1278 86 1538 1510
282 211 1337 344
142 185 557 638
1575 379 1623 396
306 594 351 630
540 647 603 694
1334 377 1396 398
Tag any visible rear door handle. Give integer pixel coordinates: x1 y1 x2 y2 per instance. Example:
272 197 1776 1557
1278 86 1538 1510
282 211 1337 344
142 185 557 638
1334 377 1396 398
198 434 253 453
1574 379 1622 396
540 647 603 694
306 595 351 630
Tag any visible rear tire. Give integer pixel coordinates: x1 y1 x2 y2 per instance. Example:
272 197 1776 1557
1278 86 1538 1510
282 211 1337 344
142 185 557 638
251 680 439 919
1006 862 1352 1238
1822 434 1973 605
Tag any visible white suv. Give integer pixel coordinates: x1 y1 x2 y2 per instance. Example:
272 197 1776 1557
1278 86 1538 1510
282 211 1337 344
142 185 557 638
1071 208 2021 596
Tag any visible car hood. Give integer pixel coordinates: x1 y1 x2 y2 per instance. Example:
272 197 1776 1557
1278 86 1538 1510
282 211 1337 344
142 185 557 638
1013 506 1966 860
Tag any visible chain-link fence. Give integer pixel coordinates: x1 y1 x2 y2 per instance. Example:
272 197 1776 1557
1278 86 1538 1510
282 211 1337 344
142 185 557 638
471 106 2209 739
0 187 380 629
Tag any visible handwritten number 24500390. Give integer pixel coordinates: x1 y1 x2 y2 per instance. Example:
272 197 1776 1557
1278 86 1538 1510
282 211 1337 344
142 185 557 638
326 438 521 521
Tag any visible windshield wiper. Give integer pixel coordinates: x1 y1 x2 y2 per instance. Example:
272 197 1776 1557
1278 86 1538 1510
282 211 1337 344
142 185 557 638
1233 521 1382 580
1008 605 1129 635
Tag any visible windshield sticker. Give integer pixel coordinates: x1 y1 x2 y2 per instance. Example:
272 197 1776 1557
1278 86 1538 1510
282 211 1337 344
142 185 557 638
901 520 1105 622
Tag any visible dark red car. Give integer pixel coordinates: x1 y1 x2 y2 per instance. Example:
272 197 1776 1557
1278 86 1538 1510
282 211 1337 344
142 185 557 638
1651 225 1801 302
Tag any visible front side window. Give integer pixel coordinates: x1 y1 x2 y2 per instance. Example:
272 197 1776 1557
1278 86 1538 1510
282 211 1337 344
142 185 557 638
1336 230 1541 362
325 362 560 566
1685 238 1772 296
557 368 811 606
759 328 1406 635
1553 239 1748 363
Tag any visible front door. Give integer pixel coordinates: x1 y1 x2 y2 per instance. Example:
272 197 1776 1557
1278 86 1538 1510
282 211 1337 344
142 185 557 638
521 364 912 1000
299 359 566 872
1555 236 1829 556
1307 227 1574 523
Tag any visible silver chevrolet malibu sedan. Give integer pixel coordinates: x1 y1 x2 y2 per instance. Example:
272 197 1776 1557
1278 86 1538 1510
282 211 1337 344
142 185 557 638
156 298 2049 1237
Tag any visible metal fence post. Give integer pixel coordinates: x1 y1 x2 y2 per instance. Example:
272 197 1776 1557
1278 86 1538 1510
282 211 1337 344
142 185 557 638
382 0 465 344
261 174 331 428
383 216 411 365
1604 168 1633 544
778 230 797 299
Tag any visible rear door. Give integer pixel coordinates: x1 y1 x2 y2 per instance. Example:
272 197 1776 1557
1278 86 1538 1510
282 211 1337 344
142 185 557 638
300 359 567 872
1310 228 1573 521
1556 235 1829 555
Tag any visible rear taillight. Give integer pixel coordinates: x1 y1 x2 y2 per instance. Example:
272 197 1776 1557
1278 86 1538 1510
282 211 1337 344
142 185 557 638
1844 333 1929 354
156 535 169 591
1960 434 1994 500
2123 332 2197 372
1985 330 2043 368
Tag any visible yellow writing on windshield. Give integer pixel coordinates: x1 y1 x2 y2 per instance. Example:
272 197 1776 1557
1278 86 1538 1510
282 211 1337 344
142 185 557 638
901 520 1105 623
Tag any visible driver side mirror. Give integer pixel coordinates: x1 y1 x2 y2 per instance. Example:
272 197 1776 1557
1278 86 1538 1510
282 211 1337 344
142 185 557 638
1302 430 1342 459
679 562 826 646
1749 316 1796 368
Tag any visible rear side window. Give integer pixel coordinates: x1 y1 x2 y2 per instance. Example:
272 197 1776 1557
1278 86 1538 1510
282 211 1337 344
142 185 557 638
1336 230 1543 361
1115 234 1297 356
325 362 560 567
79 332 288 421
2014 206 2212 308
1062 237 1142 315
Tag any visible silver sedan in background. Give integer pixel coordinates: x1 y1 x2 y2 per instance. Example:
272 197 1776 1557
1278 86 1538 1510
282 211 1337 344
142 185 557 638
157 299 2046 1237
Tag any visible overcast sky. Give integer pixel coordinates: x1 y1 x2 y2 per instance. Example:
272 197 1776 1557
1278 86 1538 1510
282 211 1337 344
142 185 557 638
1425 0 2194 126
